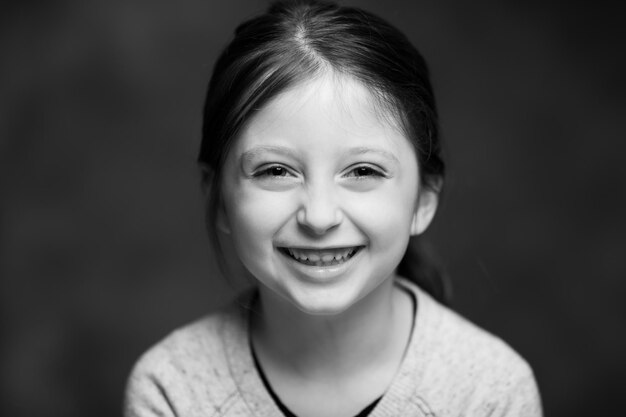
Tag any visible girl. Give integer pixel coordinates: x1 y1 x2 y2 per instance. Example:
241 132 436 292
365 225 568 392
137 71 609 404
124 1 542 416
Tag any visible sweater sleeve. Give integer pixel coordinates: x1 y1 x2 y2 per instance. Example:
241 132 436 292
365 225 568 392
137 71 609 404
495 363 543 417
121 313 242 417
123 352 177 417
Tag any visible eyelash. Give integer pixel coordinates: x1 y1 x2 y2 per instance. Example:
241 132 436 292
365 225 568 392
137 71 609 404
252 165 294 178
251 164 386 180
344 165 386 179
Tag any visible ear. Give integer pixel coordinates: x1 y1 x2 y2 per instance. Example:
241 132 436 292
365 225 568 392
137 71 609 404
410 187 440 236
200 163 231 235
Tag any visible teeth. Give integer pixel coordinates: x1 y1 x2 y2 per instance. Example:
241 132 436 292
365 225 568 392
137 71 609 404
285 247 359 265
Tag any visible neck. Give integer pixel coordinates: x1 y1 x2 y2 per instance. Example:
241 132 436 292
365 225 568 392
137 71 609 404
250 276 413 379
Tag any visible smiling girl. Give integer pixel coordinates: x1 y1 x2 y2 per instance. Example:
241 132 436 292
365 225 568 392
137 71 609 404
124 1 542 416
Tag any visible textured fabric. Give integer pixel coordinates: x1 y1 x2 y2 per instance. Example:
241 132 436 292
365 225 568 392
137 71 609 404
251 344 382 417
124 278 543 417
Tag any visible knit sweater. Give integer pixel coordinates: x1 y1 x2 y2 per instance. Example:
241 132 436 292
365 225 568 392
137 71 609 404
124 279 542 416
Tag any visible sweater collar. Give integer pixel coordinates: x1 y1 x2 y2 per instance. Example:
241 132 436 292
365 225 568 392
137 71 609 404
220 278 440 417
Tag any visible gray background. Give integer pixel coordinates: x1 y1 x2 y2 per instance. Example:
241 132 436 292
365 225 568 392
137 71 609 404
1 0 624 416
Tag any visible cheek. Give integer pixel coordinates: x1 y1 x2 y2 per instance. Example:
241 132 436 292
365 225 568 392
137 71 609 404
343 184 417 244
227 188 296 249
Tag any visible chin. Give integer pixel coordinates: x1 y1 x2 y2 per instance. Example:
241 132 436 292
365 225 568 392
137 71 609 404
293 302 352 316
283 288 363 316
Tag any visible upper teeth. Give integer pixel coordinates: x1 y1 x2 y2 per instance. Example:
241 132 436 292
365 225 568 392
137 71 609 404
287 248 355 262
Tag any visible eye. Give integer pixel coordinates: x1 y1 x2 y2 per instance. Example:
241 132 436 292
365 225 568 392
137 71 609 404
344 165 386 179
252 164 295 179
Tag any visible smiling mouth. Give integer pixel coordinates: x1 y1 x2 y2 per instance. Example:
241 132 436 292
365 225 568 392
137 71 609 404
279 246 363 266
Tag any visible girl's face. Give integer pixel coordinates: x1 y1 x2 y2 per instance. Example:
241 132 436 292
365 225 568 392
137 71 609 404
220 75 438 315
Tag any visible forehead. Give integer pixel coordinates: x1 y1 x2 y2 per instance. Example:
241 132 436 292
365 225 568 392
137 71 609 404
236 73 409 151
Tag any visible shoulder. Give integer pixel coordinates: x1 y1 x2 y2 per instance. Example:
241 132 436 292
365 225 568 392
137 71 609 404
128 310 230 382
398 279 543 416
123 295 251 417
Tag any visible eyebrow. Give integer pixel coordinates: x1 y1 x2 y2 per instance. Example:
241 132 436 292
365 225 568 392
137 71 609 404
240 145 400 164
241 145 298 163
346 146 400 163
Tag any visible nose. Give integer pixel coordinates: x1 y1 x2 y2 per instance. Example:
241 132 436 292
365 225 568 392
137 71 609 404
296 182 343 235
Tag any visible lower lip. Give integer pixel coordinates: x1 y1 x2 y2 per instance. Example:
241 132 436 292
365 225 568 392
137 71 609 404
278 247 363 282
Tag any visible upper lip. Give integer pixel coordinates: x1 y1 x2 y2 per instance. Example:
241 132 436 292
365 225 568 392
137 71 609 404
277 245 365 250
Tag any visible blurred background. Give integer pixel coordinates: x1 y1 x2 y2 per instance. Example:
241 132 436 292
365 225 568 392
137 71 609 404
1 0 624 416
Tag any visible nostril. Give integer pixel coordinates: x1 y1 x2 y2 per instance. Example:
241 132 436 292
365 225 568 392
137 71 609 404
296 205 343 234
296 187 344 234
